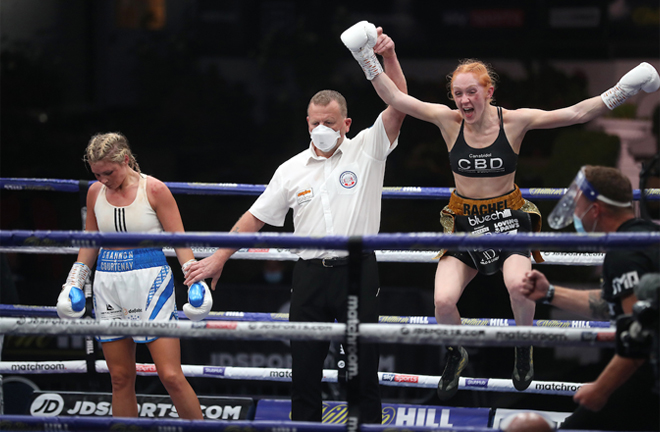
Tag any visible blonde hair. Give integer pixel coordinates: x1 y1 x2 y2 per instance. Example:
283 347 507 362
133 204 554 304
447 59 498 103
308 90 348 118
84 132 140 173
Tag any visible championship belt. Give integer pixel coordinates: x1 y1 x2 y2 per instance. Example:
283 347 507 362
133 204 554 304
454 209 533 275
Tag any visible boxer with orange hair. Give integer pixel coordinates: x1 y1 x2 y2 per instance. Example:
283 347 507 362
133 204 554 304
341 20 660 400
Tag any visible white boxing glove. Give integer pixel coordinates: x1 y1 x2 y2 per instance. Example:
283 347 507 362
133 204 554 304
601 62 660 110
57 262 90 319
183 281 213 321
341 21 383 81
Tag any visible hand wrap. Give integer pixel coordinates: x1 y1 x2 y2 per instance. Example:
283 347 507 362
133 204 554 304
57 262 90 319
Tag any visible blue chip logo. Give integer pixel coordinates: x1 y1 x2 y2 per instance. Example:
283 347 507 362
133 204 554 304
339 171 357 189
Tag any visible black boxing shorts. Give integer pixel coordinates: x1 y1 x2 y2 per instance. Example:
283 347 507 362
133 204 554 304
435 185 544 275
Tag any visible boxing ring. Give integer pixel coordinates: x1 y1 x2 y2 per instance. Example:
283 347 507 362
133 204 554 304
0 178 659 431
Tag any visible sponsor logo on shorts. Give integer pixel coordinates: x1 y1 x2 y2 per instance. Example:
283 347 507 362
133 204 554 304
478 248 499 265
339 171 357 189
465 378 489 387
123 308 142 315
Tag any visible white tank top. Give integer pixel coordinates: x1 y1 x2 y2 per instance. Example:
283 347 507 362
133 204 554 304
94 174 163 233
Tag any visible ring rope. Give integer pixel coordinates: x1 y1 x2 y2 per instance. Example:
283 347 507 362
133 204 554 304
0 178 639 423
0 415 351 432
0 360 584 396
0 304 612 328
0 245 607 266
0 415 515 432
2 230 658 251
2 177 659 201
0 318 615 347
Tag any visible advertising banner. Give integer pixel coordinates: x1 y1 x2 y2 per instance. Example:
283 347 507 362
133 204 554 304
28 391 254 420
254 399 490 427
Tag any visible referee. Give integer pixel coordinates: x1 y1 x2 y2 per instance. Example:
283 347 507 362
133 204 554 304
185 25 407 424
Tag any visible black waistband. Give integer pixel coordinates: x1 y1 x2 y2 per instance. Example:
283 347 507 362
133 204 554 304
305 252 375 268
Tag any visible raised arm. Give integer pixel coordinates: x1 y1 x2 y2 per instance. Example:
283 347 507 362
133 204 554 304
516 62 660 132
341 21 455 129
372 27 407 144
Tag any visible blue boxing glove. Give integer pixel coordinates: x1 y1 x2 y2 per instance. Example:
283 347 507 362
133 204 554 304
183 281 212 321
188 282 205 307
57 262 90 319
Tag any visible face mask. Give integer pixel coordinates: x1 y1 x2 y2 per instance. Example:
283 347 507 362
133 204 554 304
573 214 586 233
310 125 341 153
573 204 595 233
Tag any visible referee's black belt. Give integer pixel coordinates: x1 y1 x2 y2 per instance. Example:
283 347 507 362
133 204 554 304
306 252 374 268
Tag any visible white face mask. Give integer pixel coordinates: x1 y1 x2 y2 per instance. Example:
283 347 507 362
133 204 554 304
310 125 341 153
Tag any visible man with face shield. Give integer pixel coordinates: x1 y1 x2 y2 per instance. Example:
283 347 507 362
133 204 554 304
520 165 659 431
184 24 406 424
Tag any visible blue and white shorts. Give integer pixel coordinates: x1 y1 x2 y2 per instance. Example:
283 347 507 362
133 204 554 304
93 248 178 343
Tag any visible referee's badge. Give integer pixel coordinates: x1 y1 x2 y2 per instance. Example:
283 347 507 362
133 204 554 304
339 171 357 189
297 187 314 204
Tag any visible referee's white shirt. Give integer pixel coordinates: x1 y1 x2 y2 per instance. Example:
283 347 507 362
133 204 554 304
249 113 398 260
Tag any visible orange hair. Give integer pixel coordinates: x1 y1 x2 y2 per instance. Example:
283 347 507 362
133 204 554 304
446 59 498 102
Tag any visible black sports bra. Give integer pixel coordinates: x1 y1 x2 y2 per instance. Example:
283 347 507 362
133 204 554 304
448 106 518 178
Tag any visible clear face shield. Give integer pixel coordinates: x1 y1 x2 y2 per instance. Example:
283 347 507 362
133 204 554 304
547 167 632 229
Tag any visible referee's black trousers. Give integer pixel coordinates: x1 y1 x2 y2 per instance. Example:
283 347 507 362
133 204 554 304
289 253 382 424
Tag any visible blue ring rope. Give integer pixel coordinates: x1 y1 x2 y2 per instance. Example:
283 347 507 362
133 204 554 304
0 415 501 432
1 230 658 250
2 177 658 201
0 416 349 432
0 304 611 328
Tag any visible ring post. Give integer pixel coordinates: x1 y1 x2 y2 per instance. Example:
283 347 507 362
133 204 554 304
346 236 363 431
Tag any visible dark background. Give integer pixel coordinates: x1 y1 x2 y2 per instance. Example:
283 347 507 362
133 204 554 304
1 0 659 416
